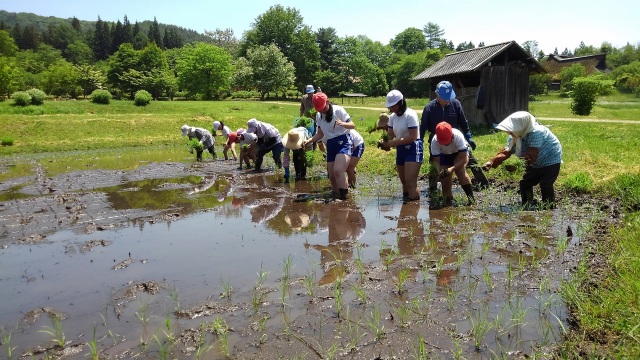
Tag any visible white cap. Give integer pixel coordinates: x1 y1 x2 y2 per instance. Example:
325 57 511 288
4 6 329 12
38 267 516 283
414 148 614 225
385 90 403 107
212 121 221 130
181 124 190 136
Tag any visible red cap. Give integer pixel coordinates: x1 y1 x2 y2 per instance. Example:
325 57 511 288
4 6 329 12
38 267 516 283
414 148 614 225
435 122 453 145
228 132 237 144
312 92 328 112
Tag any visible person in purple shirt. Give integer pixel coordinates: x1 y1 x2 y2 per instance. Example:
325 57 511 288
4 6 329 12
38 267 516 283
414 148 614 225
420 81 489 194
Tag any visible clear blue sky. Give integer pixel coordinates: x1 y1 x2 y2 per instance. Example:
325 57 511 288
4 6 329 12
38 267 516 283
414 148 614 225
2 0 638 54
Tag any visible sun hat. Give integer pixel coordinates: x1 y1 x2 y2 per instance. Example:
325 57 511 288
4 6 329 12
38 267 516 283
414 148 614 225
212 121 221 130
376 113 390 129
228 132 237 143
283 129 304 150
435 122 453 145
435 81 456 101
312 92 328 112
181 124 190 136
236 128 245 135
305 85 315 94
284 211 311 231
385 90 403 107
247 118 258 132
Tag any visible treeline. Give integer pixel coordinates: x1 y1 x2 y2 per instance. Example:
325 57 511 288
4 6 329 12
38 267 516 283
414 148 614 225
0 6 639 101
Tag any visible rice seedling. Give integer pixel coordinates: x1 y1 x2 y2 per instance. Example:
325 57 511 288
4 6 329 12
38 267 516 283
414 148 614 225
194 323 215 360
152 331 176 360
395 268 411 294
392 302 412 328
334 279 343 318
466 277 479 302
251 291 262 315
212 316 230 357
2 330 17 360
412 335 428 359
367 304 385 341
469 308 493 351
282 254 294 282
256 262 270 289
483 266 494 292
168 285 181 311
303 261 317 297
556 235 568 258
351 283 367 304
39 314 66 347
220 276 233 301
354 257 366 283
445 286 456 312
343 306 364 352
434 255 445 277
506 262 514 291
86 324 100 360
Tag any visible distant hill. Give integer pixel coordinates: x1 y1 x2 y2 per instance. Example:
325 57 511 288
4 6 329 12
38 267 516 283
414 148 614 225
0 10 210 44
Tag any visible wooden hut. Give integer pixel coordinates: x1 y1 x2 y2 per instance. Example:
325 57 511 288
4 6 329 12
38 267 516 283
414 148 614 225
413 41 547 126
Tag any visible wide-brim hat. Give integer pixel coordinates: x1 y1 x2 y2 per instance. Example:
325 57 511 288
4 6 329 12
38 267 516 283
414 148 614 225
376 113 389 129
285 211 311 231
283 129 304 150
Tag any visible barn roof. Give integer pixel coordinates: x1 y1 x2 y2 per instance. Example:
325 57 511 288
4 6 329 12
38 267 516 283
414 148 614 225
543 53 607 79
413 41 547 80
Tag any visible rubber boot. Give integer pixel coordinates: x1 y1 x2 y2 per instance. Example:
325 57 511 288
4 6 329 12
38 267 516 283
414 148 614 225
521 187 535 209
402 192 409 202
462 184 475 205
339 188 348 200
254 156 263 171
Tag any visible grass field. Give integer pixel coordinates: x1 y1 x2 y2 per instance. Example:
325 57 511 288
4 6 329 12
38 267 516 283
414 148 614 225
1 92 640 357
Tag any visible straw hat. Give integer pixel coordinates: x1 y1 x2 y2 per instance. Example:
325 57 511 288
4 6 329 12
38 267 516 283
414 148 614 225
285 211 311 231
283 129 304 150
376 113 389 129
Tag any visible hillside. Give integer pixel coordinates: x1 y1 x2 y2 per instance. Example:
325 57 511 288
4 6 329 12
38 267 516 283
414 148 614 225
0 10 209 44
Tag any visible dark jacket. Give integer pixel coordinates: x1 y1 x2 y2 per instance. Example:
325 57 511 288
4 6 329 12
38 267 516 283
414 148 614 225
419 98 470 142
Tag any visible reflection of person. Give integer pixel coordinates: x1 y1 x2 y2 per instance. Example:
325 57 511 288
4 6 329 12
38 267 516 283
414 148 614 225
303 93 355 200
213 120 237 161
390 202 426 281
246 118 285 171
483 111 562 209
284 211 311 231
181 124 216 159
381 90 423 203
419 81 488 193
305 204 365 285
347 129 365 189
249 196 284 225
430 122 475 206
282 127 312 182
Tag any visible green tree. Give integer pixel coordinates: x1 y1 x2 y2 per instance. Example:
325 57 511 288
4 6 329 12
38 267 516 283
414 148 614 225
76 64 106 98
560 63 586 92
231 57 253 90
529 73 552 96
240 5 320 89
65 40 93 65
17 44 64 74
358 35 393 69
247 44 295 100
21 25 40 51
0 30 18 57
110 20 127 54
43 59 79 97
204 28 239 58
107 43 140 96
44 22 81 52
0 56 20 97
390 27 426 55
423 22 445 49
316 27 339 72
93 16 111 61
570 77 599 115
148 17 162 48
176 42 233 99
574 41 598 57
456 41 475 51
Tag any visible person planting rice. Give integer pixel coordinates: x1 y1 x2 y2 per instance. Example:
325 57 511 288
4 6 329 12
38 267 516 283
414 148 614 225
482 111 562 209
246 118 285 171
181 124 215 161
213 120 237 161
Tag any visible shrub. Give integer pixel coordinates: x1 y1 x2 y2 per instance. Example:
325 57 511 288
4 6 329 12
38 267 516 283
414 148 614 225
231 90 260 99
609 174 640 211
12 91 32 107
134 90 152 106
1 137 14 146
529 73 552 96
27 88 47 105
91 89 112 104
570 77 599 116
560 63 586 92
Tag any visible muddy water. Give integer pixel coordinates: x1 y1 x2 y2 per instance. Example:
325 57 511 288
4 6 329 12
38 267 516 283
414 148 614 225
0 159 593 359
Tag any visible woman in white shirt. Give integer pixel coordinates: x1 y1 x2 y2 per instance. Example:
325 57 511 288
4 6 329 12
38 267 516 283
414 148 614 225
303 92 355 200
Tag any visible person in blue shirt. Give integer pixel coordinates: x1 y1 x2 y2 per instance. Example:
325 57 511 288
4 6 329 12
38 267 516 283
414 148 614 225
482 111 562 209
420 81 489 193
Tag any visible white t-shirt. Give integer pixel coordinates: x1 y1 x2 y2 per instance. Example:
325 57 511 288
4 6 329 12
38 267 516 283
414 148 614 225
389 108 420 140
350 129 364 147
315 105 351 140
220 125 231 138
430 128 469 156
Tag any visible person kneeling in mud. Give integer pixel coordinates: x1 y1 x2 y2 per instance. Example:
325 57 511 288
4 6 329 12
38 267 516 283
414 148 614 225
181 124 216 160
430 122 475 207
282 126 312 182
482 111 562 209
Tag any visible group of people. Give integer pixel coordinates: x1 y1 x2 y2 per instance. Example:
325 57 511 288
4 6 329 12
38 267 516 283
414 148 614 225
181 80 563 209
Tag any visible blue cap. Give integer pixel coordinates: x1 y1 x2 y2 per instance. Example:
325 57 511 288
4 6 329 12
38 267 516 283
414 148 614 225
435 81 456 101
305 85 315 94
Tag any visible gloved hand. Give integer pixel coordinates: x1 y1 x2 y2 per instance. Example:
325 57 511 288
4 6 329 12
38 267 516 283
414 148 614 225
284 167 290 183
465 132 476 151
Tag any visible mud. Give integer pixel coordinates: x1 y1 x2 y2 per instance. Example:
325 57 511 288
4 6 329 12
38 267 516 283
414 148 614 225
0 158 621 359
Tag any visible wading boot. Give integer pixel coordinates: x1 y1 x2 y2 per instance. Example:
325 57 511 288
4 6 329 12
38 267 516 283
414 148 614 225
462 184 476 206
339 188 348 200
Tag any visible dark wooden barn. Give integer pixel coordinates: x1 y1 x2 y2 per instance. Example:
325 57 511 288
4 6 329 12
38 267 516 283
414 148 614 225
413 41 547 126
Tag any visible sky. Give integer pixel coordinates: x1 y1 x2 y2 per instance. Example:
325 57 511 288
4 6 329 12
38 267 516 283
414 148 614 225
2 0 638 54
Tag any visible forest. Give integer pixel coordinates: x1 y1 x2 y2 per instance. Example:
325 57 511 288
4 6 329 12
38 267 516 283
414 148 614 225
0 5 639 101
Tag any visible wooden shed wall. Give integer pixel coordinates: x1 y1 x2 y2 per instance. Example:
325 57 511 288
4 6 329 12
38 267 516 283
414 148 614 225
478 64 530 124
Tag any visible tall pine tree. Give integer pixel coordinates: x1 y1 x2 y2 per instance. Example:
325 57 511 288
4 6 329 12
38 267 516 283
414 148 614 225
93 16 111 61
148 17 162 48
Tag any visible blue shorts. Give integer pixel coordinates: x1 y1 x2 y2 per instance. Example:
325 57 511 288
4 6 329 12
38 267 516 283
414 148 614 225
326 134 353 162
352 143 365 159
438 150 468 166
395 140 423 166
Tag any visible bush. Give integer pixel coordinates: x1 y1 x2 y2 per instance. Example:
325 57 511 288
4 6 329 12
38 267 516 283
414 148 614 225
1 137 14 146
134 90 152 106
27 88 47 105
529 74 552 96
562 172 593 193
12 91 32 107
570 77 599 115
230 90 260 99
91 89 112 104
